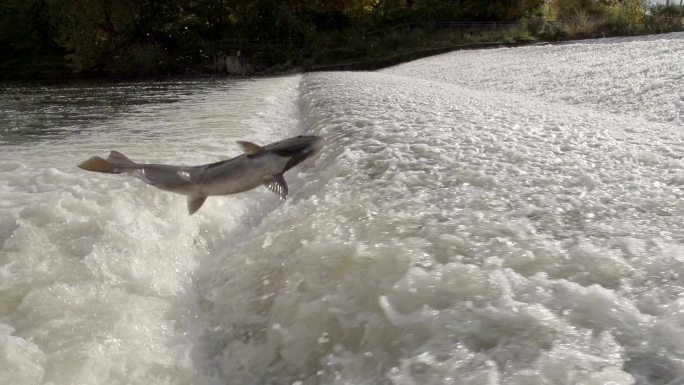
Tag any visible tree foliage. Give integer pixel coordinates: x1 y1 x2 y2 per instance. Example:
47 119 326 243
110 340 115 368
0 0 58 59
0 0 679 77
541 0 675 37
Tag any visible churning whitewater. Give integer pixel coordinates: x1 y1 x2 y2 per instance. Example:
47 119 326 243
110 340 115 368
1 33 683 385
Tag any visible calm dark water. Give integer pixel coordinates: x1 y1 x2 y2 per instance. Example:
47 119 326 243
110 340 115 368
0 78 240 144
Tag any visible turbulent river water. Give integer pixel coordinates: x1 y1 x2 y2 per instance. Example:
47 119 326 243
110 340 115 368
1 32 683 385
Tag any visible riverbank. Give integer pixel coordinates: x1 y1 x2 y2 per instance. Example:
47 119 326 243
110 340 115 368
3 21 682 81
2 1 682 81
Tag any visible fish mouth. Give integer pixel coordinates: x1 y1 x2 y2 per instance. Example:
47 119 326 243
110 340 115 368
279 136 325 172
295 136 325 165
307 136 325 156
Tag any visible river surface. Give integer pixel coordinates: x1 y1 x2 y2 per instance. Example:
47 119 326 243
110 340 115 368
1 32 683 385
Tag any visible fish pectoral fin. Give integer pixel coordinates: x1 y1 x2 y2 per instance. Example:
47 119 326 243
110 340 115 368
237 141 265 156
264 174 288 200
187 195 207 215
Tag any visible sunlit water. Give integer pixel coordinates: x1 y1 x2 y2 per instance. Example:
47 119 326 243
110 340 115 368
1 32 683 385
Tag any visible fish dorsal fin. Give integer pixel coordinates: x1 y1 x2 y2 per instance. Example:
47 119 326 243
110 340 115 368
237 141 265 156
187 195 207 215
264 174 288 200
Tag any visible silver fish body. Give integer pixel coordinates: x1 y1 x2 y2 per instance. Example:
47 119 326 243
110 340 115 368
78 135 324 214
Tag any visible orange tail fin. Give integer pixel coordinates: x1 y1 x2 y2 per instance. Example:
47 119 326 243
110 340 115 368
78 156 117 173
78 151 134 174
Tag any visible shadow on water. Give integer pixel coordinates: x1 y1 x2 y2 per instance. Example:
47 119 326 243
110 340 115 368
178 169 324 385
624 354 684 385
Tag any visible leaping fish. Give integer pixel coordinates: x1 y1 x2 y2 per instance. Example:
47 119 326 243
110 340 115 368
78 135 324 214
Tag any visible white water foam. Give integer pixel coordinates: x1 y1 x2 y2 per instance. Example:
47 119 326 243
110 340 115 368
193 34 683 385
384 32 684 125
2 32 683 385
1 76 303 385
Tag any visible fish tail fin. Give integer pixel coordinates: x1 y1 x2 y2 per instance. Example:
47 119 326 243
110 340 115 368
78 156 118 173
78 151 135 174
107 151 134 167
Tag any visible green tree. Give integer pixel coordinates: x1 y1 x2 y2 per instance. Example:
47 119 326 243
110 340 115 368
48 0 140 72
0 0 60 60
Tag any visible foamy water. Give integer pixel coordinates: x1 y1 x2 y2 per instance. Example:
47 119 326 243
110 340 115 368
0 77 304 384
2 33 683 385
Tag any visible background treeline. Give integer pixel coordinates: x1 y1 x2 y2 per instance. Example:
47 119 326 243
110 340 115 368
542 0 684 38
0 0 682 78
